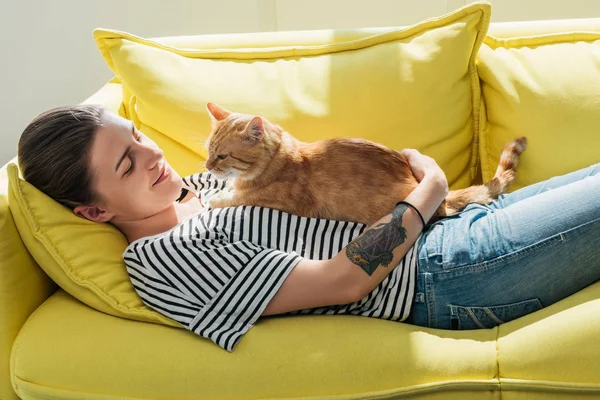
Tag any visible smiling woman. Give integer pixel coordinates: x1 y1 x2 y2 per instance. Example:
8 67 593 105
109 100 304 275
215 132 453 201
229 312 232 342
17 105 204 243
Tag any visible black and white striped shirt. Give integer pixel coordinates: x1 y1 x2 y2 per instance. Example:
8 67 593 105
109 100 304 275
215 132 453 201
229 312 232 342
123 173 421 352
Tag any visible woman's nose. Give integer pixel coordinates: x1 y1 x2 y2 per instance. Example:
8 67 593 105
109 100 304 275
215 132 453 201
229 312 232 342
146 146 164 169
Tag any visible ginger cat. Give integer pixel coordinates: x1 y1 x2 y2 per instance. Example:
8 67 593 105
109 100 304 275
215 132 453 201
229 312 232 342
204 103 527 225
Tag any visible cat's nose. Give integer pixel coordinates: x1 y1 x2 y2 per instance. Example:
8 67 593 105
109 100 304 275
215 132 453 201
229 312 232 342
206 159 215 170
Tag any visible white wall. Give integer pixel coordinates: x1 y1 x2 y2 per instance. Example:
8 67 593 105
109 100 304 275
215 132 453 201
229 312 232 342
2 0 599 165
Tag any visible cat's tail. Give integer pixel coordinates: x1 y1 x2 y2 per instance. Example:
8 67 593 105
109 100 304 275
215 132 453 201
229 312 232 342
436 137 528 218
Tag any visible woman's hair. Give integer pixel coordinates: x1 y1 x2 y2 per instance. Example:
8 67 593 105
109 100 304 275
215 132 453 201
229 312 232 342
18 104 106 209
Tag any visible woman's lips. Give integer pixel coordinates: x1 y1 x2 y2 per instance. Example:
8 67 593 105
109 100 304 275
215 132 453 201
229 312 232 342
154 164 170 186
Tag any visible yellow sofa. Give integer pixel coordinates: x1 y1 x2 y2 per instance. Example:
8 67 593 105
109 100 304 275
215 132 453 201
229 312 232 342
2 15 600 400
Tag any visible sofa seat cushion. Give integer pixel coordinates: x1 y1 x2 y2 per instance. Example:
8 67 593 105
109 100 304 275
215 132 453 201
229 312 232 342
497 279 600 394
12 290 501 400
13 284 600 400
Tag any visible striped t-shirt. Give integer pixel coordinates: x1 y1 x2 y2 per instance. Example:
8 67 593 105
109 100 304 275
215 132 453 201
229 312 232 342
123 173 421 352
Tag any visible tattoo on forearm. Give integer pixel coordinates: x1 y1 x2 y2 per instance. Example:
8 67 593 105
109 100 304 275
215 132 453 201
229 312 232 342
345 204 408 276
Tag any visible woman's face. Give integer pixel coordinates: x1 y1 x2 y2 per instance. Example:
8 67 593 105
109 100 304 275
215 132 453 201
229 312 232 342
78 111 182 222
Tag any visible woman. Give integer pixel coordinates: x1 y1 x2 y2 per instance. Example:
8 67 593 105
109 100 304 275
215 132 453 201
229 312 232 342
18 104 600 352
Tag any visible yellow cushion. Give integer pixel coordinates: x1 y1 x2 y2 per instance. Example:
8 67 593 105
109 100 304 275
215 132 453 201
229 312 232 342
497 280 600 391
477 28 600 191
12 290 499 400
94 1 491 189
13 285 600 399
6 164 180 328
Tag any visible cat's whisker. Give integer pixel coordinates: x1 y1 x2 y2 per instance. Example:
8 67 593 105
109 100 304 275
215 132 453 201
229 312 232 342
197 161 208 171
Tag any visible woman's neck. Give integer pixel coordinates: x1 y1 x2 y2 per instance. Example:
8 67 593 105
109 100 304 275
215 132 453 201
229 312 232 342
115 192 203 244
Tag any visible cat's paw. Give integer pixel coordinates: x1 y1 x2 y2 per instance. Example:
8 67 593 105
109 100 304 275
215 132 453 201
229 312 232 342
207 190 235 209
224 180 235 192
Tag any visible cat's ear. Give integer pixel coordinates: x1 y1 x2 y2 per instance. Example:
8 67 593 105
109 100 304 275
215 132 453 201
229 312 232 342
206 103 231 126
242 116 263 146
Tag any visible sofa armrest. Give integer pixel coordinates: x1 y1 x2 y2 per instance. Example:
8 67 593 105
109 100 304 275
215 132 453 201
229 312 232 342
0 79 124 399
0 158 58 400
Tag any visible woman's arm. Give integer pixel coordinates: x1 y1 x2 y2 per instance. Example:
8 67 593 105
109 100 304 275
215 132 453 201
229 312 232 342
331 171 448 300
263 150 448 315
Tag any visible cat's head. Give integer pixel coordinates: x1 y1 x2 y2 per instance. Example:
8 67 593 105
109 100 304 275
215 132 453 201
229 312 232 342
204 103 279 180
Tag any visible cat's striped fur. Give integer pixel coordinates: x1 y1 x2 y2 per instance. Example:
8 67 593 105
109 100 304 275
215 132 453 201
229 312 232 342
204 102 527 225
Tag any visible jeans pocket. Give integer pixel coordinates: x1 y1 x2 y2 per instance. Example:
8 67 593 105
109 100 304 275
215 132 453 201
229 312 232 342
448 298 544 329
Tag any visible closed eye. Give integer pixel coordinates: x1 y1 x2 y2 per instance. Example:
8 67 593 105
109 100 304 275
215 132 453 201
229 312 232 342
125 125 141 176
125 160 134 175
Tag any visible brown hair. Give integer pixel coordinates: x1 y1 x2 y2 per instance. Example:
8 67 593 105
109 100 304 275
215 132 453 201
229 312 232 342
18 104 106 209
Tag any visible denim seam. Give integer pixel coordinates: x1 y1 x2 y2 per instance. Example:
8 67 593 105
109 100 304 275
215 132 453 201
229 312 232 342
483 307 504 325
452 298 543 311
440 232 565 276
425 273 436 328
464 307 486 328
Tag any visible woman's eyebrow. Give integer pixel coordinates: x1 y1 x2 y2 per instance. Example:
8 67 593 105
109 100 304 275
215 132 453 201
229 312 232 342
115 124 135 172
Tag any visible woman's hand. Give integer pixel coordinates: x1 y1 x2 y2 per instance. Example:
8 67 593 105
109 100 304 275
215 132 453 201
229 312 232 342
401 148 448 190
400 149 448 226
400 148 442 181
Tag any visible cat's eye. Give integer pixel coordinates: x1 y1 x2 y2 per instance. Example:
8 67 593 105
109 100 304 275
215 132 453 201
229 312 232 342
217 154 228 160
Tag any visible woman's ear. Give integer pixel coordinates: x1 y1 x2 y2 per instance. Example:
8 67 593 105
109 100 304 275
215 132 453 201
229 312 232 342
73 204 114 223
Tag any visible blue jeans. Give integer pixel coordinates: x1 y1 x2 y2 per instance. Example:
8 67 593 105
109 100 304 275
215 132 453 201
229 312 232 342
406 163 600 330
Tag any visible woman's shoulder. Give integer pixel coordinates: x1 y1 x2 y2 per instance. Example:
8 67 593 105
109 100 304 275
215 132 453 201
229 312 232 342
122 211 207 257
